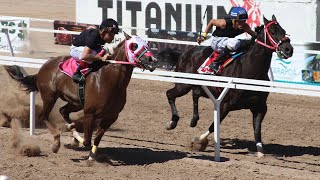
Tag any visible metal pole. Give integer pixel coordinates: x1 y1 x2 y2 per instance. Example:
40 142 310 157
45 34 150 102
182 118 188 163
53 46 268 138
5 31 15 57
213 101 220 161
201 79 233 162
4 29 36 135
29 91 35 135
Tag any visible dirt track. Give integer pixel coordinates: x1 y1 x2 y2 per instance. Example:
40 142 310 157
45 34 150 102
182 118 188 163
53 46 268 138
0 1 319 179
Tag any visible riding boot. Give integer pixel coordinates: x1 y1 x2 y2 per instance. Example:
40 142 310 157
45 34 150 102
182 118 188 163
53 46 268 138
72 65 83 83
209 47 231 74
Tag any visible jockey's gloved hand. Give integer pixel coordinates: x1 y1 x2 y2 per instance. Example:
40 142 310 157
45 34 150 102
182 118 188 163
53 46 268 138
250 34 258 45
97 49 106 57
197 32 207 45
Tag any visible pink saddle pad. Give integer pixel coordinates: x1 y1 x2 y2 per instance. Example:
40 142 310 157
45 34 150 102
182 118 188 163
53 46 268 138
58 57 89 78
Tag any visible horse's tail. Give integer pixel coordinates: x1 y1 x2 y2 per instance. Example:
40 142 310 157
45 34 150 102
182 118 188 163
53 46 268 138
5 65 38 93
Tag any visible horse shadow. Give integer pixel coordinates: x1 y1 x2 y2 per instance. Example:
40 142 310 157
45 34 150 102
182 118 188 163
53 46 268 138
70 147 187 166
220 138 320 157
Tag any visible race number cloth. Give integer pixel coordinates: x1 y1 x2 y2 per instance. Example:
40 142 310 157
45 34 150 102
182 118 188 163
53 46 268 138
197 52 219 75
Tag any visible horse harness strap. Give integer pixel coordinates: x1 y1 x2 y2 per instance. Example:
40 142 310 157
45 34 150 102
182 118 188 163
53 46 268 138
255 21 290 51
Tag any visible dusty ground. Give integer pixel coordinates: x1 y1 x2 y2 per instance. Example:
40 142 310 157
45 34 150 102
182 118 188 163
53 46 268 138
0 1 319 180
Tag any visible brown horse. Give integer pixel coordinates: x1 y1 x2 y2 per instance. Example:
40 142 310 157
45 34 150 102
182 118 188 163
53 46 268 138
5 33 157 160
157 15 293 156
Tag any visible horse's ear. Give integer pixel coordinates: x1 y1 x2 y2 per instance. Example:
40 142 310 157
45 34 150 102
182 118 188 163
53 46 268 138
123 31 131 40
272 15 277 22
263 15 269 25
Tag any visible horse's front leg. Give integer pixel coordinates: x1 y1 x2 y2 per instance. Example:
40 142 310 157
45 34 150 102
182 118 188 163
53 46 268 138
166 84 192 130
89 115 118 161
250 103 267 157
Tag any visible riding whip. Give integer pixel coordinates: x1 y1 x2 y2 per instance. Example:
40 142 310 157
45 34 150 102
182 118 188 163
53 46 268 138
198 6 208 44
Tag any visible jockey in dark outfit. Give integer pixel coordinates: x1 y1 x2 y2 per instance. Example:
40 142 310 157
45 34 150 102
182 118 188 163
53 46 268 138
70 18 119 82
197 7 257 74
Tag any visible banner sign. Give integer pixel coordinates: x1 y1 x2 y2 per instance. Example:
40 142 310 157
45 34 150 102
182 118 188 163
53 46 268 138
0 16 29 53
271 42 320 85
76 0 318 42
53 20 124 49
53 20 98 45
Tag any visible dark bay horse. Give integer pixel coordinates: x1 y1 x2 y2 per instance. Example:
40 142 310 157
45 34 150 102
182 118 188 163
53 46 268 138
159 15 293 156
5 33 157 160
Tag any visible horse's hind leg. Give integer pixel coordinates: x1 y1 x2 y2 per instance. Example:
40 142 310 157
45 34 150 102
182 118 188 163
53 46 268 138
39 94 60 153
250 103 267 157
88 115 118 161
59 102 82 131
190 101 231 151
59 102 83 147
190 87 202 127
166 83 192 130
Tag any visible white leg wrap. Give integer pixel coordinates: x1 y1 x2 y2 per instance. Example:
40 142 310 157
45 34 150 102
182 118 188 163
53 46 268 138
66 122 75 131
72 130 84 146
199 131 211 141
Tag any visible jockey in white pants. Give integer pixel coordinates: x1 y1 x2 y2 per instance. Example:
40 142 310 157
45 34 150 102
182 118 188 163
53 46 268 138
197 7 257 74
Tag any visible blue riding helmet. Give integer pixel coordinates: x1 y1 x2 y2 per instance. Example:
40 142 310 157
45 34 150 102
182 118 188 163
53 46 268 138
229 7 248 20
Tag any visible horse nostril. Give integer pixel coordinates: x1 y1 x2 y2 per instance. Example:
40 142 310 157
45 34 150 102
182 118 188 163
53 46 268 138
285 48 292 54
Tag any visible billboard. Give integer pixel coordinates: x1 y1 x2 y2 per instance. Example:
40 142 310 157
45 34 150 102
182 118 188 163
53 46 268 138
0 16 29 53
76 0 318 42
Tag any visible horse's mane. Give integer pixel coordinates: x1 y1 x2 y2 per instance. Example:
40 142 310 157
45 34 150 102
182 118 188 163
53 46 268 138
111 40 126 59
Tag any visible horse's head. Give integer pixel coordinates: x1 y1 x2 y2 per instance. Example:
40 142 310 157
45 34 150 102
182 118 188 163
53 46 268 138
256 15 293 59
124 32 157 71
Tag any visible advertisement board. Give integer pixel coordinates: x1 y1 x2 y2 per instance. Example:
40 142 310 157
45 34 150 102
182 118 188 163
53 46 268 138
76 0 318 42
0 16 29 53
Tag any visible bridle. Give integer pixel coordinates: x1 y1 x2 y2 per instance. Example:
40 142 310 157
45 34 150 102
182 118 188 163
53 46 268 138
105 36 154 69
255 21 290 52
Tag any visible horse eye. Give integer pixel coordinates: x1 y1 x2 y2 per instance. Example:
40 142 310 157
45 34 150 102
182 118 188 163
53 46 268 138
131 43 138 51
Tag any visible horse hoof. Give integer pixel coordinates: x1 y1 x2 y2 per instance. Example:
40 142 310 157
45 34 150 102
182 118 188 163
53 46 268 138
189 119 198 127
88 151 96 161
257 152 264 158
172 114 180 122
62 138 80 149
52 134 61 153
188 137 208 152
52 144 60 153
166 121 177 130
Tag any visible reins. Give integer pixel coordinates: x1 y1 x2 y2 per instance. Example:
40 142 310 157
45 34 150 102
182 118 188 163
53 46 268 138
105 60 137 65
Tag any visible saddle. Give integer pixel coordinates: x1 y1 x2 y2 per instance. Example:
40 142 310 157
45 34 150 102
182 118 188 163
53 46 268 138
197 51 243 75
58 57 107 79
